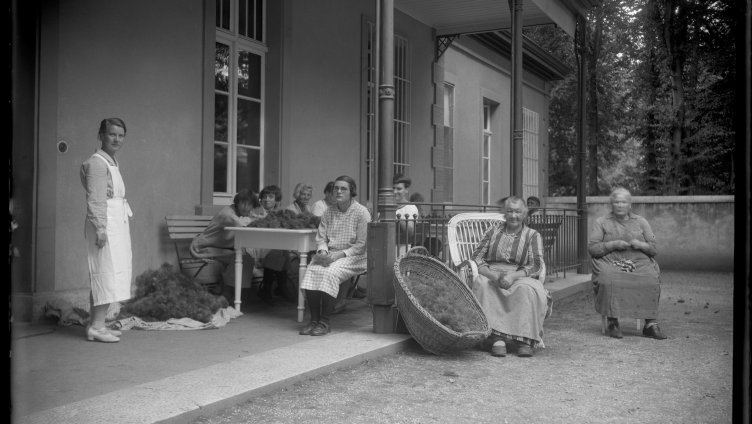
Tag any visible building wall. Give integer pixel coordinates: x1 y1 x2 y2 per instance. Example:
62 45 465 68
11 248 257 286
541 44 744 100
33 0 207 313
547 196 735 271
19 0 560 321
443 38 551 205
278 1 435 208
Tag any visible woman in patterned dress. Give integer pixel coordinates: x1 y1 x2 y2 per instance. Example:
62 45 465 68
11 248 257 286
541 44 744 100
470 196 552 358
588 187 666 340
298 176 370 336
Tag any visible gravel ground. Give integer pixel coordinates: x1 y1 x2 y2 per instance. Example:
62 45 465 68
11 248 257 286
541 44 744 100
192 271 734 424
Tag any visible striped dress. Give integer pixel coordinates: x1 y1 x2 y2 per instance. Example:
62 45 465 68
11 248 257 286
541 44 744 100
470 223 552 348
300 200 371 298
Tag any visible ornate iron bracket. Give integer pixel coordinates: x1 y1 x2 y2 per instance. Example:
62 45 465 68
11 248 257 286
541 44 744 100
435 34 460 60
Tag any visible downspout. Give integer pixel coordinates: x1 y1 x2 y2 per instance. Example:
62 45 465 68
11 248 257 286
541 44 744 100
576 15 590 274
368 0 397 333
509 0 524 197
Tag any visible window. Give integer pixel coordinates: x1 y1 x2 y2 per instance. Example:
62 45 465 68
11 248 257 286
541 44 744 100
522 107 539 200
362 21 411 204
482 104 492 204
442 82 455 201
214 0 266 204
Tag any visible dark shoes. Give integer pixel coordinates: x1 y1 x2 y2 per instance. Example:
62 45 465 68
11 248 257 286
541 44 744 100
516 344 534 357
643 323 667 340
607 320 623 339
490 341 507 357
299 321 318 335
310 322 331 336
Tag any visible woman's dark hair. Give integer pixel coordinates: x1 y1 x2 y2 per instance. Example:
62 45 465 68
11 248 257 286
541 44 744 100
98 118 127 136
259 185 283 202
323 181 335 194
334 175 357 197
233 189 259 208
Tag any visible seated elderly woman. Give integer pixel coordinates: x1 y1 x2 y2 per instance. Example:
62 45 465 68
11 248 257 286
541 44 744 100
588 187 666 340
190 190 260 295
470 196 552 358
298 175 370 336
286 182 314 215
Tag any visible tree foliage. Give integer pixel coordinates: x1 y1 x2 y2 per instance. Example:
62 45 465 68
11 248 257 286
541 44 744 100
526 0 735 195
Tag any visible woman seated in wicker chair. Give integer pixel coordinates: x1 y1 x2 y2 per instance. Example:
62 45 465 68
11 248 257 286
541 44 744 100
470 196 552 358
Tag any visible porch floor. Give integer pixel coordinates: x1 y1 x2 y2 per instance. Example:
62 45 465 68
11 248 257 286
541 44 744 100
11 273 592 424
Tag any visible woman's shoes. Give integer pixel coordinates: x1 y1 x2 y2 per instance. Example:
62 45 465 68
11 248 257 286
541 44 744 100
517 344 534 357
299 321 318 335
310 322 331 336
491 340 507 357
86 326 120 343
86 325 122 338
607 319 623 339
643 323 667 339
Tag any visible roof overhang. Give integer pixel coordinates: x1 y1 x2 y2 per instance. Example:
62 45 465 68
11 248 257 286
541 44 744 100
395 0 597 37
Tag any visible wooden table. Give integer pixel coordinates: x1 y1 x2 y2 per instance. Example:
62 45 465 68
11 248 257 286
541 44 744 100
226 227 317 322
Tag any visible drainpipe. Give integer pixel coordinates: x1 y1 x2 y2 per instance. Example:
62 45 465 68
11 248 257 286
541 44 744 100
576 15 590 274
509 0 523 197
368 0 397 333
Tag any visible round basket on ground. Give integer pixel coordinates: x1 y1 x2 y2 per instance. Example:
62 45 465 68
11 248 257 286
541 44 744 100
393 247 491 355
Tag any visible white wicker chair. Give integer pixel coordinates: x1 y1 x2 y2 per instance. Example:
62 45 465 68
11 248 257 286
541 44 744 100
446 212 546 286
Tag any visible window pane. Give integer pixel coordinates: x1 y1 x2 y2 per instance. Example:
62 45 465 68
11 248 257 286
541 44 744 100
221 0 231 30
236 146 260 193
215 94 229 142
237 51 261 98
483 161 489 180
213 143 228 193
255 0 263 42
215 43 230 92
483 135 490 156
237 98 260 146
239 0 248 37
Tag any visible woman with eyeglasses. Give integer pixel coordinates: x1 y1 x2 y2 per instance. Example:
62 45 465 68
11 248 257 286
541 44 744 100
298 175 371 336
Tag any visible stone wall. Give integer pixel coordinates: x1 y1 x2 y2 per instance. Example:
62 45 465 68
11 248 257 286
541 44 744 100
546 196 734 272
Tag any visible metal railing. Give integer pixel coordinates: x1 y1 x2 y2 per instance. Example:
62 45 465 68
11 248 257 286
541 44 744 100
387 203 582 278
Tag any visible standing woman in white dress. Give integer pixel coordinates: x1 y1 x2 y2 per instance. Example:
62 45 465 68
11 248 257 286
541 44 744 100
80 118 133 343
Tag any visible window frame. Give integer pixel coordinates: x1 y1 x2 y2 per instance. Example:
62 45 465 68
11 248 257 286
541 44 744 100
212 0 267 205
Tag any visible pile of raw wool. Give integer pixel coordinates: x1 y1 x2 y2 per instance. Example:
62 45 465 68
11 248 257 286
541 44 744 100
248 209 321 229
407 273 479 333
118 263 229 323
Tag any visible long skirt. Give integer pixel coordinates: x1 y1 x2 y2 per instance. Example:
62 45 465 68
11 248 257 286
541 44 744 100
300 254 366 298
593 266 660 319
472 263 552 348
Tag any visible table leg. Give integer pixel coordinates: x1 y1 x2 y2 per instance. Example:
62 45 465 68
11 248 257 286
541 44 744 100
234 248 242 312
297 250 307 322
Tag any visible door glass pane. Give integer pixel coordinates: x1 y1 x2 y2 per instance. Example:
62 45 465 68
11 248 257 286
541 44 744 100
237 98 260 146
237 51 261 98
215 43 230 92
215 94 229 142
236 146 260 193
214 143 228 193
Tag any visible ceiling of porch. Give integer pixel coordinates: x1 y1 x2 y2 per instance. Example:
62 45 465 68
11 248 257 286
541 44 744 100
395 0 596 37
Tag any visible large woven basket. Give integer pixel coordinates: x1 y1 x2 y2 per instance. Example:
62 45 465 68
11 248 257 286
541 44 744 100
393 247 491 355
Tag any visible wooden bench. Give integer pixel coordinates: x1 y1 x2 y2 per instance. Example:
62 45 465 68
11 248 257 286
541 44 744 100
165 215 219 285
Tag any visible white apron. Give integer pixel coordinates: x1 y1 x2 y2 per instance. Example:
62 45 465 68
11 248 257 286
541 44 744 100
85 153 133 305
